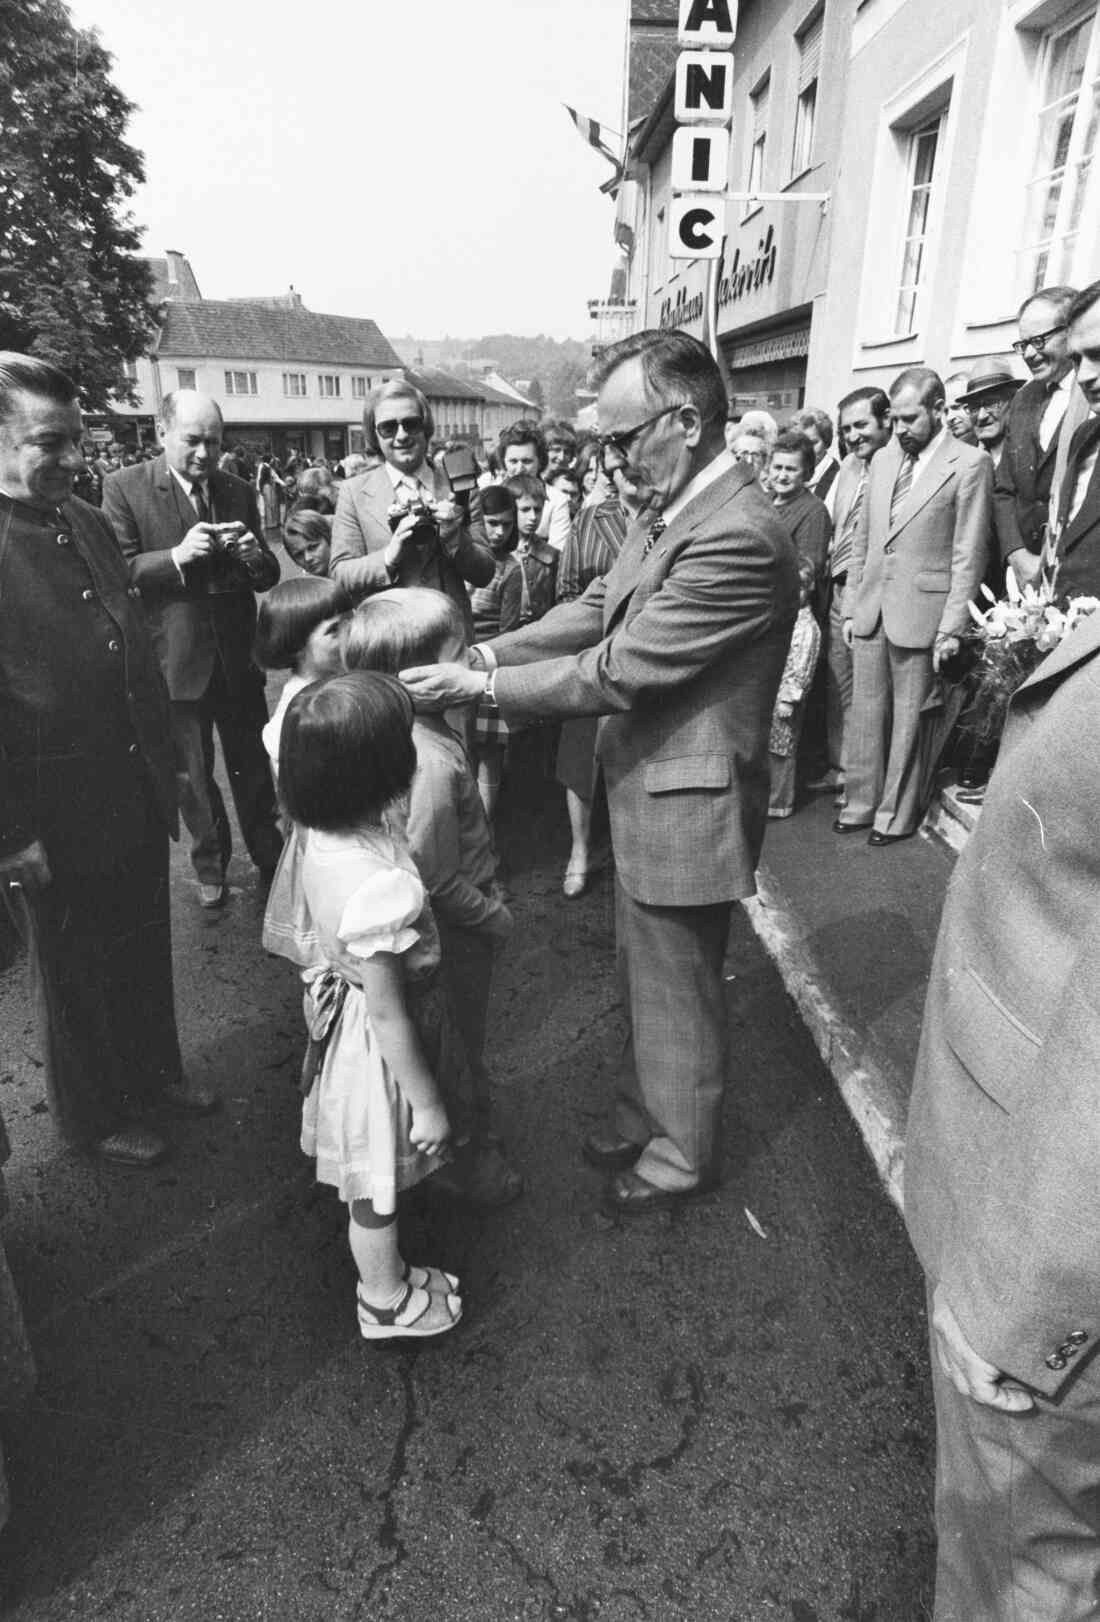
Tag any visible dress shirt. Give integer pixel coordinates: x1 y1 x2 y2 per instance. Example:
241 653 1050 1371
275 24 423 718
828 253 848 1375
1039 371 1075 453
385 458 438 502
169 463 210 515
908 428 950 495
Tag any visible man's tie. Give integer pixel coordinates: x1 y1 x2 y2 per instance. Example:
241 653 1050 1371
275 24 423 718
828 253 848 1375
832 469 865 578
889 454 915 526
191 481 210 522
642 516 667 558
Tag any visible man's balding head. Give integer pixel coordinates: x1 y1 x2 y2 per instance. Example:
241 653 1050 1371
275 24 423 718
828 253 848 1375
158 391 224 480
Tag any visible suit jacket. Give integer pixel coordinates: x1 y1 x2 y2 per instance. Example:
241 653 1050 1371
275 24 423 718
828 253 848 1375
992 376 1065 563
0 493 177 872
846 433 991 648
1053 414 1100 599
329 464 494 636
102 456 279 702
488 461 800 908
905 607 1100 1396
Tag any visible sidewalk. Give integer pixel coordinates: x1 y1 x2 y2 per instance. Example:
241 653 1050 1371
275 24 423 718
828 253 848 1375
743 781 975 1210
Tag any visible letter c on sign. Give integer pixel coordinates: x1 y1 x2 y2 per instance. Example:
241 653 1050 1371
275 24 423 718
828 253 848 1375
681 208 715 250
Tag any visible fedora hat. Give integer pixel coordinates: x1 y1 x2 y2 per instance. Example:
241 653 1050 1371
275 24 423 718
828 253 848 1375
958 358 1026 406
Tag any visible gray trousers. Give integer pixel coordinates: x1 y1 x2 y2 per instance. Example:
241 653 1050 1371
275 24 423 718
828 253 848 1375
612 878 732 1191
932 1327 1100 1620
842 626 934 837
825 581 853 775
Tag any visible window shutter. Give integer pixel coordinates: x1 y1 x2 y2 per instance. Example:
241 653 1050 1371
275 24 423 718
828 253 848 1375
799 15 822 93
753 79 770 134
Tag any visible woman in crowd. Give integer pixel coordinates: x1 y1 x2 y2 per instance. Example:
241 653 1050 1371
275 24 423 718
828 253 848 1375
329 379 494 638
555 467 632 896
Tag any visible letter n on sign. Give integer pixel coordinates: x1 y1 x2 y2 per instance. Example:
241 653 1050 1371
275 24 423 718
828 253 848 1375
678 0 737 48
669 195 725 259
675 52 735 123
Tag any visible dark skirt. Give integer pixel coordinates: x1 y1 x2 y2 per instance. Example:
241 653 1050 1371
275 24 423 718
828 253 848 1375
555 715 600 797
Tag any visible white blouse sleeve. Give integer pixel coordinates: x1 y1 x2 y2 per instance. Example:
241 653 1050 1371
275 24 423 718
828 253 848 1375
337 866 426 959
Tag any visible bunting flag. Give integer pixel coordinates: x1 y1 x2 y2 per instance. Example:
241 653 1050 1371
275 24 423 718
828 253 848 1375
563 105 620 170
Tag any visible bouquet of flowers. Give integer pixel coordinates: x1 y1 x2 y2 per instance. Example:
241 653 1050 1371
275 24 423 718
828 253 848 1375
962 557 1100 743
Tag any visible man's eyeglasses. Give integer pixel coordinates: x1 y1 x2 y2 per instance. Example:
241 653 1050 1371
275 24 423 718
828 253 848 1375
375 416 425 440
596 404 684 467
1012 324 1067 356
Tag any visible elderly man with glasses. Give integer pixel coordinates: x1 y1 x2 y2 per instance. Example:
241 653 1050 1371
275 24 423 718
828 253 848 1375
401 329 799 1216
994 284 1087 588
329 379 494 636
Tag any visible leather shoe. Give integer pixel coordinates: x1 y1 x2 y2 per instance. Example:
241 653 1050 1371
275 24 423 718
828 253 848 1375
95 1128 167 1168
867 830 912 847
602 1168 717 1216
832 818 872 834
582 1131 644 1172
162 1080 220 1116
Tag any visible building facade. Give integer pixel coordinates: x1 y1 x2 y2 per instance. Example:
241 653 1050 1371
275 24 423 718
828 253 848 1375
616 0 1100 414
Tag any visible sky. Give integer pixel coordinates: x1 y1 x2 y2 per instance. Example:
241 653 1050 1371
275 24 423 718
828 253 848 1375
68 0 628 342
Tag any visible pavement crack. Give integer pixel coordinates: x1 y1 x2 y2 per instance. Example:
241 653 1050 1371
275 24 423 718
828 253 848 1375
357 1355 419 1614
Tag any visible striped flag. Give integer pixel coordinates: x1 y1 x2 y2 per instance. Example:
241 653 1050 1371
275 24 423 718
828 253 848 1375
563 105 620 169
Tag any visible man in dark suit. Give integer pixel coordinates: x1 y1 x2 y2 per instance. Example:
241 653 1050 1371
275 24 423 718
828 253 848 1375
994 284 1083 587
0 354 213 1168
103 391 282 908
905 590 1100 1618
401 330 799 1215
1051 280 1100 600
838 368 991 843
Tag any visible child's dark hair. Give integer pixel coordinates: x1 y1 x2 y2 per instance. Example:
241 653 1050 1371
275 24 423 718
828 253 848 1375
342 588 465 676
479 485 519 552
279 671 416 830
504 473 546 506
253 577 351 671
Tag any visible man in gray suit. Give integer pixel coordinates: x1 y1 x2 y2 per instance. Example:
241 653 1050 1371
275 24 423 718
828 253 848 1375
838 368 991 843
401 330 799 1215
906 596 1100 1618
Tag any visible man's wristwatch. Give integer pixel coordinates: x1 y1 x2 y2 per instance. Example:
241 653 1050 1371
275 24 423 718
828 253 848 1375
483 668 498 706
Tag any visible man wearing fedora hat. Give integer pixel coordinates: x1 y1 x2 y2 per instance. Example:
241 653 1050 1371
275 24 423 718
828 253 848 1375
958 360 1025 474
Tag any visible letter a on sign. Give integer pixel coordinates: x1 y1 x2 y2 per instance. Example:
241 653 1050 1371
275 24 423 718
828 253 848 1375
671 127 729 192
675 52 735 124
678 0 737 48
669 195 725 259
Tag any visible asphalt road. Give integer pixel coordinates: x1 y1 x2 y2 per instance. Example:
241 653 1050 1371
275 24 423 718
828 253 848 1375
0 726 936 1621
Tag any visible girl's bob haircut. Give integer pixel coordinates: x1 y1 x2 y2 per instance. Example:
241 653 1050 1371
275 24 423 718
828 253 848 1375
253 577 351 671
342 587 465 677
279 671 416 831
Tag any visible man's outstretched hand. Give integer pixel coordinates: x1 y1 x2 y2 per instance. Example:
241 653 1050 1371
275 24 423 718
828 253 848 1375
400 662 485 712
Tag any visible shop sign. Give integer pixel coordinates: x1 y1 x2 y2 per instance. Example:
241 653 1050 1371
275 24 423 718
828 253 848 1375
725 326 811 368
716 223 778 309
658 281 708 331
669 0 737 261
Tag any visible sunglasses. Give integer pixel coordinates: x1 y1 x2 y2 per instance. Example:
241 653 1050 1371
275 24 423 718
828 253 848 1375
1011 324 1067 356
375 416 425 440
596 404 684 467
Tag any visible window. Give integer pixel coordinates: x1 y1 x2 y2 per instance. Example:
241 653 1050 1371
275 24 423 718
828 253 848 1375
318 374 341 398
746 77 770 212
1020 8 1100 292
176 367 196 391
792 14 822 176
283 372 307 397
352 375 368 399
224 370 258 396
895 118 942 334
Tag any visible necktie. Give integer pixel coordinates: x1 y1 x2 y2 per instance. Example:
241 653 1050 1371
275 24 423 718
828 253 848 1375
642 516 667 558
191 481 210 522
832 470 865 578
890 455 915 525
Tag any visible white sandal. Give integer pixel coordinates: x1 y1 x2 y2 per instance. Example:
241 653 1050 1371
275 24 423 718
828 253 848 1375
357 1280 462 1340
404 1263 460 1294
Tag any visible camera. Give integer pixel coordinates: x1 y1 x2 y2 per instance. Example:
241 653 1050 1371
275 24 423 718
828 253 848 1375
387 494 439 547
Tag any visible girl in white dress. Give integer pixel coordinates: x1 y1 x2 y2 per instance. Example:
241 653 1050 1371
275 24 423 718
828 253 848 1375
278 671 462 1340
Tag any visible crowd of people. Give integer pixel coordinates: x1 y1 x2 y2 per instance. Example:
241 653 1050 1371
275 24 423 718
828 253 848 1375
4 282 1100 1610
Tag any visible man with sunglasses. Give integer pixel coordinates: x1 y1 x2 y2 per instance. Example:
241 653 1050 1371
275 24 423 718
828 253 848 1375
401 329 799 1216
993 284 1085 587
330 380 494 639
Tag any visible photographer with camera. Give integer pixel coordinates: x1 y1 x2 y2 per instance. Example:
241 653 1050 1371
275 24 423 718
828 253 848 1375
103 390 283 911
330 380 494 638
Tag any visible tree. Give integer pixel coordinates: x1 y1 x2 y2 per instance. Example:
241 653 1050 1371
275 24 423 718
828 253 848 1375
0 0 154 408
